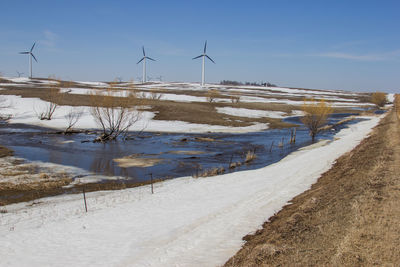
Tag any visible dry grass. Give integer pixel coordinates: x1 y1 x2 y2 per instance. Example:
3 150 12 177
225 110 400 266
206 89 221 103
370 91 387 108
244 150 257 163
229 161 242 169
301 98 333 141
193 166 225 178
0 146 13 158
113 156 163 168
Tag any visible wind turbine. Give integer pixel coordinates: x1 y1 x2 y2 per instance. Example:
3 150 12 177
19 42 38 79
16 71 24 78
137 46 155 83
193 41 215 86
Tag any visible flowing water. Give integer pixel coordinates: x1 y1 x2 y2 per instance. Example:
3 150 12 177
0 114 360 185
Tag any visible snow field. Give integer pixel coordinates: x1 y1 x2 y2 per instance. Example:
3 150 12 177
1 95 268 133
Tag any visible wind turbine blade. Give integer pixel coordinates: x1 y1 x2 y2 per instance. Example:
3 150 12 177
30 42 36 52
206 55 215 64
31 53 38 62
192 55 203 60
204 41 207 54
142 46 145 56
19 52 29 54
137 57 144 64
146 56 156 61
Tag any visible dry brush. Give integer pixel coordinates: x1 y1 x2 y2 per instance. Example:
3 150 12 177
301 98 333 141
89 85 142 142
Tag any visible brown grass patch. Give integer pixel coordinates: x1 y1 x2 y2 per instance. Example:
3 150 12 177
225 110 400 266
0 146 13 158
113 156 163 168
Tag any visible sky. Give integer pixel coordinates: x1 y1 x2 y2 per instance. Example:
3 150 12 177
0 0 399 92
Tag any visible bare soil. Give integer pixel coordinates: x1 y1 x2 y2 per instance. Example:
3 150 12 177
225 110 400 266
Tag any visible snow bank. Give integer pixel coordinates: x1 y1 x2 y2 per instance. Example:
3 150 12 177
387 93 395 103
0 115 383 267
74 81 108 87
216 107 287 118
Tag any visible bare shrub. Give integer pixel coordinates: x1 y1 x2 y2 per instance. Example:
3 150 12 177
370 92 387 108
64 108 84 133
244 150 257 163
89 86 142 142
229 161 242 169
150 91 163 100
301 98 333 141
206 89 221 103
231 95 240 104
36 83 63 120
193 166 225 178
37 87 61 120
0 209 7 214
137 89 163 100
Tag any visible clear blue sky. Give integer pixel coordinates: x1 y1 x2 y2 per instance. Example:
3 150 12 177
1 0 399 92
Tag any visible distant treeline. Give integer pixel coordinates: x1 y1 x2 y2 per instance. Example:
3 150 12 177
220 80 277 87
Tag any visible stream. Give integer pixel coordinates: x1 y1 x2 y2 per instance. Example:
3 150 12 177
0 113 360 185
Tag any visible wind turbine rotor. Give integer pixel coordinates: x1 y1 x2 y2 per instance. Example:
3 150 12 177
137 57 145 64
31 53 38 62
205 55 215 64
30 42 36 52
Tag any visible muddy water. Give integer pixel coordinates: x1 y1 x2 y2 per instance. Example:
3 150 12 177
0 114 359 185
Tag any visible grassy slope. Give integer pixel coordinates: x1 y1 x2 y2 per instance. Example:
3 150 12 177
225 109 400 266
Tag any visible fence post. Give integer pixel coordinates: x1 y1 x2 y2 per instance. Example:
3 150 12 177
83 186 88 213
293 128 296 143
149 173 154 194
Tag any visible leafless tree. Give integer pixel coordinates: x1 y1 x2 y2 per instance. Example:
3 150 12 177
90 87 142 142
37 87 61 120
64 108 84 133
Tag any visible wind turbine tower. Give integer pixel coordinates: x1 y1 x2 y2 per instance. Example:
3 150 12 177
137 46 156 83
193 41 215 86
19 42 38 79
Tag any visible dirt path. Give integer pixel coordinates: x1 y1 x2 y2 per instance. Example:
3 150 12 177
225 110 400 266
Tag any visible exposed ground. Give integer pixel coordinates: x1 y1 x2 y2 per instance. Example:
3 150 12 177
0 78 373 129
225 109 400 266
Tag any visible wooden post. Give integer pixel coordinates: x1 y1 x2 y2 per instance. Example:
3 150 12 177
83 187 87 213
149 173 154 194
269 141 274 152
293 128 296 143
290 128 294 143
229 154 233 168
